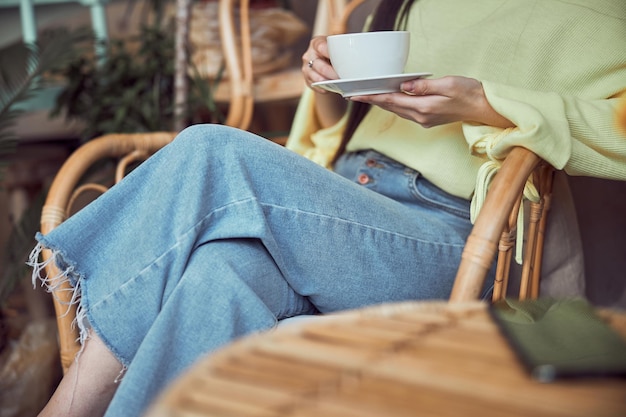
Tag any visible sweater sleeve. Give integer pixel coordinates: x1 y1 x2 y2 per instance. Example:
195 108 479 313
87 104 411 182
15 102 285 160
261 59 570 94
285 88 346 169
463 82 626 181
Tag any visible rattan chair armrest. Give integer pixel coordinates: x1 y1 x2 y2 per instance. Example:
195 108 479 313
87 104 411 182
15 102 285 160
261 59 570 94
450 147 541 302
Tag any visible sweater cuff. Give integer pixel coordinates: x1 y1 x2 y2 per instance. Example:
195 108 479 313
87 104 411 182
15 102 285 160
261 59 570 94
463 81 572 170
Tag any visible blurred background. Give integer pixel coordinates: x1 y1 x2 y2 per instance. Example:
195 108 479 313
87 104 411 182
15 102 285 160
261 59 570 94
0 1 624 415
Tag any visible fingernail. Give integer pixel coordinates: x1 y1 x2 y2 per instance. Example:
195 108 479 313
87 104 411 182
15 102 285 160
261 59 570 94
401 81 413 91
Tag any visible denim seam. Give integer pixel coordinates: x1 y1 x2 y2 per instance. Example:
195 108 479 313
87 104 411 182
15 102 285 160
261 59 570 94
259 202 466 249
408 175 470 219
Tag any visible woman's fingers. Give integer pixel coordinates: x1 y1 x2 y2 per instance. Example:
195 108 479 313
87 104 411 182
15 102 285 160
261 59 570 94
350 76 512 128
302 36 339 90
400 76 465 97
400 78 433 96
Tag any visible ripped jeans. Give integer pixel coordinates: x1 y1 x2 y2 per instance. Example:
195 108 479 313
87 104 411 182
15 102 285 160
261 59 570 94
30 124 482 417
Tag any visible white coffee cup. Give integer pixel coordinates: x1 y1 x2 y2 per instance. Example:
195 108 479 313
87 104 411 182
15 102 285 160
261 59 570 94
327 31 410 80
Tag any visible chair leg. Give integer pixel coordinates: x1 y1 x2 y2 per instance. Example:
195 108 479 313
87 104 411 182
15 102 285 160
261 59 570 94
530 166 555 298
519 200 542 299
519 165 555 300
492 197 522 302
493 251 511 301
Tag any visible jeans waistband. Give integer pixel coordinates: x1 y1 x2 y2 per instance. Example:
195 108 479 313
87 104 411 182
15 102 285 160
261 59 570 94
335 150 471 222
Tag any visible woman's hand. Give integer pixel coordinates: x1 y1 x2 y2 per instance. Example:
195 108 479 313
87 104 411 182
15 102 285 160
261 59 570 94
301 36 339 92
302 36 347 128
350 76 514 129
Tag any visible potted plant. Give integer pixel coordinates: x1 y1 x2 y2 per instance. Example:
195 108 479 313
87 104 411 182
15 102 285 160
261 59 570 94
50 1 223 141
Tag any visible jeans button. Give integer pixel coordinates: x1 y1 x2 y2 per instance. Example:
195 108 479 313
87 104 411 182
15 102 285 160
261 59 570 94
358 173 370 185
365 158 377 167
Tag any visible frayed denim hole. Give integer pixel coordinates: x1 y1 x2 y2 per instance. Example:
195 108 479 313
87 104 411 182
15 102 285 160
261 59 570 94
27 242 91 362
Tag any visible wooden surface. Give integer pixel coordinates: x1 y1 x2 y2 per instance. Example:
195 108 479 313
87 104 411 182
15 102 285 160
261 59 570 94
145 301 626 417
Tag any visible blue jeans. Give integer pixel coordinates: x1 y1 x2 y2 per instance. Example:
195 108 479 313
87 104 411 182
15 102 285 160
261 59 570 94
31 124 480 416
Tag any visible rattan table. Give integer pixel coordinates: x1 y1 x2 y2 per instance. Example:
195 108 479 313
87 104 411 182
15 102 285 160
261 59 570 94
145 301 626 417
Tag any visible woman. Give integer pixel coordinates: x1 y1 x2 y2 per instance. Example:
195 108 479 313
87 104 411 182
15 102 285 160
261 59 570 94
32 1 626 416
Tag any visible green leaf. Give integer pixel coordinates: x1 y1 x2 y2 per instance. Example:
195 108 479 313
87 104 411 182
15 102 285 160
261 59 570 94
0 27 94 181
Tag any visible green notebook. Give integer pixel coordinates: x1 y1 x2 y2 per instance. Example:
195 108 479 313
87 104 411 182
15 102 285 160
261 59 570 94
490 297 626 382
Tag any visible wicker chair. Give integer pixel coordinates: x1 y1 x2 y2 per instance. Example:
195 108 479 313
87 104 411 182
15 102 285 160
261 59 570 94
215 0 381 138
451 148 554 301
38 0 555 375
215 0 308 136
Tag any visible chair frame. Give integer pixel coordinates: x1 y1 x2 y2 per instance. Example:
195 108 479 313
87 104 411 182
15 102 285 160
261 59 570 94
218 0 255 130
217 0 308 133
451 148 554 301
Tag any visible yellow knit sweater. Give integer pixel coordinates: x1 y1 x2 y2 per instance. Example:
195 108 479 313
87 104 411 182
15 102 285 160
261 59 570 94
287 0 626 200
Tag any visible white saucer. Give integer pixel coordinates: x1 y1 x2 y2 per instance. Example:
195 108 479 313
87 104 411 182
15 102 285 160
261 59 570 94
311 72 432 97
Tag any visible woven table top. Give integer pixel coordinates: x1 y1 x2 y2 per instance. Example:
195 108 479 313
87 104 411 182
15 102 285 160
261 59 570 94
146 301 626 417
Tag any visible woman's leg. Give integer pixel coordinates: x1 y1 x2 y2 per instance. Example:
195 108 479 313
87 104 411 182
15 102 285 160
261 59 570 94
32 124 475 416
39 333 122 417
39 237 313 417
105 238 317 416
